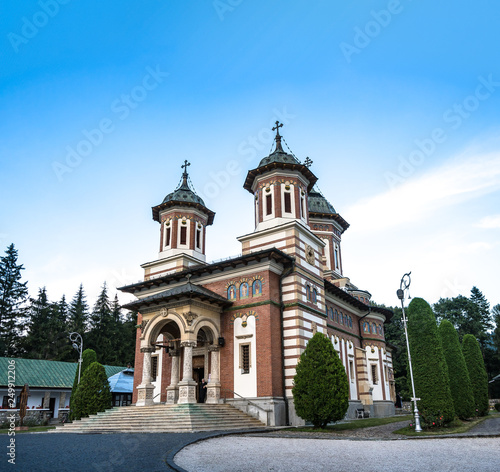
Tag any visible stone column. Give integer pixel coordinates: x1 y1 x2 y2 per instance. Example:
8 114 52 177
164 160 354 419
206 346 221 404
177 341 197 404
166 350 180 404
136 347 156 406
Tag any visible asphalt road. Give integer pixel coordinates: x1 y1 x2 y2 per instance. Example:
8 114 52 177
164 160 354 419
1 432 215 472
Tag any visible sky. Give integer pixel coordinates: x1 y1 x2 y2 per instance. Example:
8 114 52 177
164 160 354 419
1 0 499 312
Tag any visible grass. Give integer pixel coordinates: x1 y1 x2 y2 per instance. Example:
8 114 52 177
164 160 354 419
286 415 412 433
0 425 56 434
394 414 494 436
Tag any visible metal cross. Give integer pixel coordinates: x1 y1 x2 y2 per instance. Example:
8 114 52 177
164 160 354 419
181 160 191 174
304 157 313 167
272 121 283 136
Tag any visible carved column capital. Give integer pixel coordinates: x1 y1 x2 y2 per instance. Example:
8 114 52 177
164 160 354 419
208 345 219 352
140 347 156 353
180 341 197 348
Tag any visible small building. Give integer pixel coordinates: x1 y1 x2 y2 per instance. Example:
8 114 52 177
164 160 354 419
108 368 134 407
0 358 125 421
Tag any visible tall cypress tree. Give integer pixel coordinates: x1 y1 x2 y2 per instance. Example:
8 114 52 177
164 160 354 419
407 298 454 427
438 320 474 419
69 348 97 420
0 243 28 356
462 334 489 416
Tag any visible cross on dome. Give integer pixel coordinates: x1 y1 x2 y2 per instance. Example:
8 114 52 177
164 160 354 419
272 121 284 152
181 160 191 176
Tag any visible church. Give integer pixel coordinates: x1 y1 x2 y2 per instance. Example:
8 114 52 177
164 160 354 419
119 123 395 426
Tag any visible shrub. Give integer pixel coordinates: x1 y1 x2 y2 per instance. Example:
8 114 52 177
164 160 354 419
70 362 111 420
69 348 97 420
292 332 349 428
407 298 454 428
494 403 500 412
462 334 489 416
438 320 475 419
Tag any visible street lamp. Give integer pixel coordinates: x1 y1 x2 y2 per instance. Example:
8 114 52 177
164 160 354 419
69 332 83 384
396 272 422 433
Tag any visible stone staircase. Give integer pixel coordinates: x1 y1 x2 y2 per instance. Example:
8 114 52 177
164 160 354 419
53 403 266 434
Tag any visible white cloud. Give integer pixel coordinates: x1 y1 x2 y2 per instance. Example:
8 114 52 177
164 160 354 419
345 152 500 231
476 214 500 229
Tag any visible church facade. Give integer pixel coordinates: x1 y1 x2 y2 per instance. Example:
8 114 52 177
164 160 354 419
119 123 395 425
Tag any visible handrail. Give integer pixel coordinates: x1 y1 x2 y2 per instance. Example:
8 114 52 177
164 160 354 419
221 388 271 426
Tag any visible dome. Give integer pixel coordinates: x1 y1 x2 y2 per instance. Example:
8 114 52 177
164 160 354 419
257 149 301 168
162 180 206 207
308 189 336 215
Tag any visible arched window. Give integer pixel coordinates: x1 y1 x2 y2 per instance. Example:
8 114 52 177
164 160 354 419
329 307 334 321
306 285 311 301
339 312 344 325
312 288 318 304
335 309 339 322
227 285 236 300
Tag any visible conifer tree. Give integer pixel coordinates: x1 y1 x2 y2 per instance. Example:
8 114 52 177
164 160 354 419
0 244 28 356
70 361 111 420
438 320 474 419
407 298 454 427
87 283 114 364
68 284 89 336
469 287 493 349
24 288 54 359
69 348 97 420
292 332 349 428
462 334 489 416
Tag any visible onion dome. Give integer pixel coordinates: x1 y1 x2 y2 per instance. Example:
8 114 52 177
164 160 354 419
152 161 215 225
308 187 349 231
243 121 317 192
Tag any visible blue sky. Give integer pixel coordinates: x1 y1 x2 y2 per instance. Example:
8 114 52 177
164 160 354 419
1 0 499 310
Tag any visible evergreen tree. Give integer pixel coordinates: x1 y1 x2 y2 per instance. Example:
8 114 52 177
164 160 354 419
87 283 114 364
68 284 89 336
69 348 97 420
490 305 500 398
292 332 349 428
407 298 454 427
469 287 493 349
70 361 111 420
0 243 28 356
438 320 474 419
462 334 489 416
24 288 53 359
52 295 74 361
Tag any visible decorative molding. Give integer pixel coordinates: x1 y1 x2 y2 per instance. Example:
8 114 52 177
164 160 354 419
140 347 155 353
183 311 198 326
236 334 253 339
305 244 315 265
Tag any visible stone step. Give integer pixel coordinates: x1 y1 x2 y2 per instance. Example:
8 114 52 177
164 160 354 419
53 403 266 433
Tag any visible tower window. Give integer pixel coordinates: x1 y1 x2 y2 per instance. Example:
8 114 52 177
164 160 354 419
300 195 305 218
284 192 292 213
196 228 201 249
349 360 354 381
240 344 250 374
165 227 171 247
334 246 339 269
371 364 378 384
266 194 272 216
180 226 187 245
151 356 158 381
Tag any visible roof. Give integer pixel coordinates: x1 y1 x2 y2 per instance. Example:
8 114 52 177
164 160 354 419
308 189 350 231
121 281 233 311
151 168 215 224
119 247 295 294
323 280 393 322
108 368 135 393
0 358 126 388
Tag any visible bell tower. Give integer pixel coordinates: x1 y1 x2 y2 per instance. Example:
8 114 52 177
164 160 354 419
143 161 215 278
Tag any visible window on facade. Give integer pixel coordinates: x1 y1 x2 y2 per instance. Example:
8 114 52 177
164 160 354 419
196 228 201 249
151 356 158 381
329 307 334 321
334 247 339 269
312 288 318 304
371 364 378 384
180 226 187 245
339 312 344 325
165 227 171 247
306 285 311 301
335 309 339 322
349 360 354 381
266 194 272 216
301 195 305 218
240 344 250 374
284 192 292 213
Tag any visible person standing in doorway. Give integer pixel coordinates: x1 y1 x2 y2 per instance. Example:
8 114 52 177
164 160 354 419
199 378 208 403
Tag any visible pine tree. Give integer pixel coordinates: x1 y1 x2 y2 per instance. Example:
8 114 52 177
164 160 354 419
292 332 349 428
68 284 89 335
70 362 111 420
438 320 474 419
469 287 493 349
24 288 53 359
0 244 28 356
490 305 500 398
407 298 454 427
462 334 489 416
87 283 114 364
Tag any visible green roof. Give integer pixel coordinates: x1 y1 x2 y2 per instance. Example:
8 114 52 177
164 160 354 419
0 358 127 389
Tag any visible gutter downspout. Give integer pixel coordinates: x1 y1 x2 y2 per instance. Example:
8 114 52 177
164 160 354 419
279 260 295 426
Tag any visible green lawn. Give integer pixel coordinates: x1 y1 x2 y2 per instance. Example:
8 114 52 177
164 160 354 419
394 414 495 436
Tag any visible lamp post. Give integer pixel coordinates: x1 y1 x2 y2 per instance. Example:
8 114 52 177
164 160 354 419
69 332 83 384
396 272 422 432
